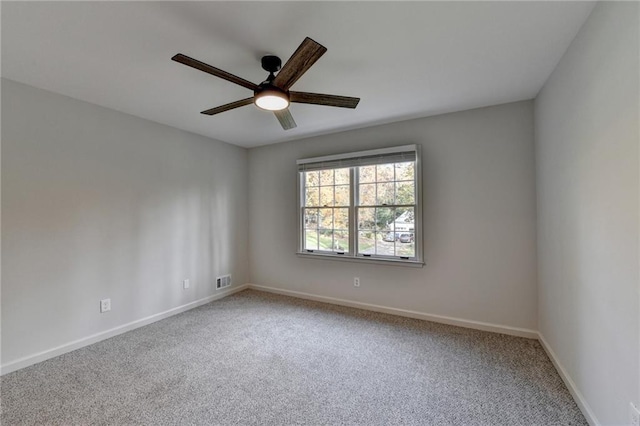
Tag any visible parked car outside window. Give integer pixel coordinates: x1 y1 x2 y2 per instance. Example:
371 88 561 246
398 233 414 243
382 232 396 242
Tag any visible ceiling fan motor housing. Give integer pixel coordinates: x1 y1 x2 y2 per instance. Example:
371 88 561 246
261 55 282 73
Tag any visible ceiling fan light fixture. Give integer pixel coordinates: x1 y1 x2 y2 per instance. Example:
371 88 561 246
254 86 289 111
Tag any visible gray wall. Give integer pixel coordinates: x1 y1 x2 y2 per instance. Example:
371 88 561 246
535 2 639 425
248 101 538 330
1 79 249 365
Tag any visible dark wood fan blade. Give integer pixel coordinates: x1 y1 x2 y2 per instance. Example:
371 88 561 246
201 98 254 115
172 54 258 91
290 91 360 109
274 109 297 130
273 37 327 90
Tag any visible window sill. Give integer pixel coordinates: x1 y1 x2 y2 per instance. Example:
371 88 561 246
296 252 425 268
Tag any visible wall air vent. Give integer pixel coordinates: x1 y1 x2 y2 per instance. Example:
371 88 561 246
216 274 232 290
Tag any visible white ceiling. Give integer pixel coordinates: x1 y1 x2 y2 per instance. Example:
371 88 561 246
2 1 595 148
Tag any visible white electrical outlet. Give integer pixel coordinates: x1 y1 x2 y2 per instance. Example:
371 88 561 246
183 279 190 289
630 402 640 426
354 277 360 287
100 298 111 313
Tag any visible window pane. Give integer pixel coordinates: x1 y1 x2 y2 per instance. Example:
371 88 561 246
334 168 349 185
305 206 351 254
304 229 319 250
318 229 334 251
320 169 334 186
376 182 394 206
305 187 320 207
376 164 394 182
395 235 415 257
358 231 375 255
395 162 414 181
393 207 415 232
320 186 334 207
376 207 394 231
379 231 397 255
396 181 415 205
335 231 349 252
375 232 395 256
334 208 349 230
319 208 333 228
303 163 350 254
359 165 376 183
392 206 416 257
305 171 320 187
358 183 375 206
335 185 350 207
304 208 318 229
358 207 375 230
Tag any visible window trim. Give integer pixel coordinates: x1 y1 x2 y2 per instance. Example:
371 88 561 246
296 145 423 265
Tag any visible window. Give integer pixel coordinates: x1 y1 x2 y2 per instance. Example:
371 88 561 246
297 145 422 265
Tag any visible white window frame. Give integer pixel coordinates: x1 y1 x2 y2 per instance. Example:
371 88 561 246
296 145 423 266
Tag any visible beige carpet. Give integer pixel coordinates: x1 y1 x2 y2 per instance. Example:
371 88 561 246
1 289 586 425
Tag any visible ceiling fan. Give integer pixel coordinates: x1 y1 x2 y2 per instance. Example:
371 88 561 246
172 37 360 130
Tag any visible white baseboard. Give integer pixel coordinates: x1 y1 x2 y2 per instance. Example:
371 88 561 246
2 282 596 426
538 332 600 426
247 283 538 339
0 284 249 375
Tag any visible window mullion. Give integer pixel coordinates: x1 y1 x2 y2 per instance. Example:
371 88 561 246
350 167 358 256
298 172 304 253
